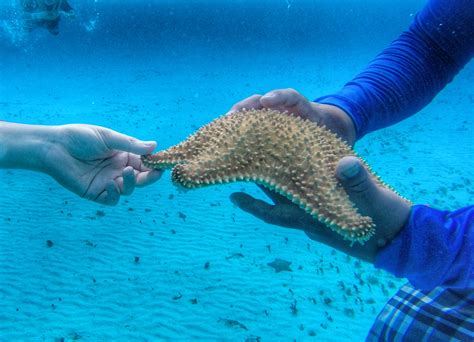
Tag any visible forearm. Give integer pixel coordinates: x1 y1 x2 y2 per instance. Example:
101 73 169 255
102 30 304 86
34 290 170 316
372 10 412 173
0 122 58 173
316 0 474 139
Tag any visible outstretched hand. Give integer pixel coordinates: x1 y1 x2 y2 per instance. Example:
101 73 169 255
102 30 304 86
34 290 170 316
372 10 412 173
229 89 412 261
46 124 162 205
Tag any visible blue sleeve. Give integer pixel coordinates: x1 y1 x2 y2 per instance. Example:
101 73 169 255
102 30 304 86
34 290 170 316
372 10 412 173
374 204 474 290
315 0 474 139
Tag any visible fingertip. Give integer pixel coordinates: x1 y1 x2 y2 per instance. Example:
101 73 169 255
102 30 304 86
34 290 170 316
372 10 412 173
121 166 136 195
123 165 135 175
136 169 163 187
230 191 253 208
230 192 269 218
143 141 157 153
134 140 156 155
148 169 163 183
262 91 277 98
260 91 281 106
105 180 120 205
336 156 376 196
230 192 244 206
229 192 238 203
336 156 362 181
102 128 156 155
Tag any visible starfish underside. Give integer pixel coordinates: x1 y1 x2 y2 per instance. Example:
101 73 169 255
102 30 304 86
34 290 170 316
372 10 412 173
142 109 384 242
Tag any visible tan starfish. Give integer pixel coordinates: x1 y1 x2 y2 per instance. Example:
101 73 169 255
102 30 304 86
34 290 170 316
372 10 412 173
142 109 391 242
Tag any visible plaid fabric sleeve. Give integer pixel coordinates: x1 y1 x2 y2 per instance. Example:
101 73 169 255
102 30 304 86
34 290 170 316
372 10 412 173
367 283 474 342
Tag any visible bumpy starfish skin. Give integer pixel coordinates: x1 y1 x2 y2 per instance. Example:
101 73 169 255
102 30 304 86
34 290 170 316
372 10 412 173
143 109 385 242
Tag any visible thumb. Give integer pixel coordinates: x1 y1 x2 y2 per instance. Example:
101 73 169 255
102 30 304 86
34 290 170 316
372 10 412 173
336 156 413 247
101 128 156 155
335 156 378 215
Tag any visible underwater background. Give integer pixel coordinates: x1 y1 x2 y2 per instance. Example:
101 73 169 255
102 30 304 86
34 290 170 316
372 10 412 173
0 0 473 340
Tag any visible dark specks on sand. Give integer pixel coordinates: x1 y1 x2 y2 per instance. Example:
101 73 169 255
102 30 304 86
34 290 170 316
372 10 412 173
218 318 248 331
225 252 244 260
83 240 97 247
290 300 298 315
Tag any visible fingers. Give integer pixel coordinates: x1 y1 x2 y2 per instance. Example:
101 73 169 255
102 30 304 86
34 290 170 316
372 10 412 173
120 166 136 196
110 166 136 198
95 180 121 206
229 90 302 113
229 94 263 113
126 154 164 186
135 169 163 187
100 127 157 155
230 89 315 121
256 184 293 205
265 89 315 120
92 166 162 206
230 191 314 230
230 192 276 224
260 88 302 108
113 166 163 195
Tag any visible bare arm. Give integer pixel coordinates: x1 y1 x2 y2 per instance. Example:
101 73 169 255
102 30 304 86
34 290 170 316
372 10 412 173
0 122 162 205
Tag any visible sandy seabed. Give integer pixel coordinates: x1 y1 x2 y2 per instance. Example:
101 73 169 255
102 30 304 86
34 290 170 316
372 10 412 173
0 24 473 341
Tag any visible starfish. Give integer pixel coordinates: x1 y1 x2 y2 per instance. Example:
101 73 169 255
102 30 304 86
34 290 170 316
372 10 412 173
142 109 390 242
267 258 293 273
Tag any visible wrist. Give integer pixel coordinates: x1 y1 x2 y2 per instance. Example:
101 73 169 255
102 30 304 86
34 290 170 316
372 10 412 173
313 103 357 146
0 122 60 173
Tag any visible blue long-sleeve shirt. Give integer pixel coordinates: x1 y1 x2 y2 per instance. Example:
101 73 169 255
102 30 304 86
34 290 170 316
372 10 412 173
375 205 473 290
316 0 473 290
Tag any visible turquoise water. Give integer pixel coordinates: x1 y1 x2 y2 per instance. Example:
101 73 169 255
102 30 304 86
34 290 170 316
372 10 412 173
0 0 473 340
